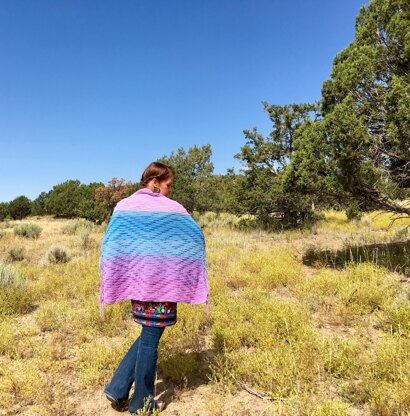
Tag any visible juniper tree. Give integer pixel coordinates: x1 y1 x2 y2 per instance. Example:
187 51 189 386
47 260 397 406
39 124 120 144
286 0 410 219
234 103 318 227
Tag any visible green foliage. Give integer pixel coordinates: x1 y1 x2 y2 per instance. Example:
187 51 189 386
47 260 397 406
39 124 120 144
158 302 210 386
345 201 363 221
234 103 320 228
312 399 349 416
322 337 361 378
0 262 31 316
77 338 128 387
6 244 25 262
358 334 410 415
14 223 42 238
78 228 95 250
61 218 94 235
381 297 410 335
45 180 82 217
200 173 239 214
46 244 70 264
35 300 70 332
45 180 108 222
159 144 214 213
210 287 321 396
297 263 398 323
30 192 49 216
0 318 17 357
0 202 10 221
285 0 410 219
0 220 10 229
333 1 408 205
8 196 31 220
76 182 109 223
193 211 238 230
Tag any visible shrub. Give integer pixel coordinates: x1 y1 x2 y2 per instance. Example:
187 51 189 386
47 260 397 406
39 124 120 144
46 244 70 264
195 212 238 229
357 335 410 415
236 217 259 230
224 246 302 290
296 263 398 323
6 244 25 262
312 399 349 415
0 203 10 221
61 219 94 235
35 300 71 332
0 230 6 239
381 299 410 335
345 202 363 222
13 223 42 239
394 225 408 239
0 318 17 357
78 228 95 250
0 262 31 316
321 336 361 378
77 339 128 387
210 288 321 396
0 361 46 407
0 262 26 288
8 196 31 220
0 220 10 229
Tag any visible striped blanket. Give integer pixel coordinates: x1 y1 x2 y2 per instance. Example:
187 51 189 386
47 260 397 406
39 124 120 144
99 187 209 317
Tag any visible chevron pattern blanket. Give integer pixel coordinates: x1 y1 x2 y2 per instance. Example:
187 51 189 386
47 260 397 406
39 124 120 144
99 187 209 317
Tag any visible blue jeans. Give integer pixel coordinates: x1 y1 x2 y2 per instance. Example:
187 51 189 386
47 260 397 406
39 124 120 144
104 325 166 414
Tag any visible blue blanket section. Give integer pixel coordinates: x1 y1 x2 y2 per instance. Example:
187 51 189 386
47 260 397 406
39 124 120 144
100 210 205 260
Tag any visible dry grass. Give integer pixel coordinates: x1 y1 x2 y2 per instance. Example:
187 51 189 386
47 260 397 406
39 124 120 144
0 210 409 415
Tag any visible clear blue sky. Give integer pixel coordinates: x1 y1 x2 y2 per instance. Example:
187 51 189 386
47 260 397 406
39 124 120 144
0 0 366 203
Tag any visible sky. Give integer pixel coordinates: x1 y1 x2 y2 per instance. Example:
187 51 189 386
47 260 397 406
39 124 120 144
0 0 366 203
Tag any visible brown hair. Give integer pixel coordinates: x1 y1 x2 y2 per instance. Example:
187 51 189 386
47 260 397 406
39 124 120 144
140 161 175 187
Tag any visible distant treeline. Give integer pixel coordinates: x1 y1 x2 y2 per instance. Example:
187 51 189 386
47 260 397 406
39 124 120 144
1 0 409 228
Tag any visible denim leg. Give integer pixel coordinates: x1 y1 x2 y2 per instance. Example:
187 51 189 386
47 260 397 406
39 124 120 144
128 325 165 413
104 336 141 402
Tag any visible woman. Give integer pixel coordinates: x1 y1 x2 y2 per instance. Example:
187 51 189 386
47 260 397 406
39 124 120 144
99 161 209 415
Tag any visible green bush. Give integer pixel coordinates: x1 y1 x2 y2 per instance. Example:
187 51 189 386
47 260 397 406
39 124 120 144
0 203 10 221
78 228 95 250
345 202 363 222
210 288 321 396
236 217 259 230
312 399 349 415
394 225 408 239
194 212 238 230
6 244 25 262
0 220 10 229
0 262 31 316
46 244 70 264
8 196 31 220
14 223 42 239
61 219 94 235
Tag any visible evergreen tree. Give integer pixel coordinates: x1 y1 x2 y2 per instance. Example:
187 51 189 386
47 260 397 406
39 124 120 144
0 202 10 221
9 196 31 220
31 192 49 216
287 0 410 217
234 103 318 227
159 144 214 213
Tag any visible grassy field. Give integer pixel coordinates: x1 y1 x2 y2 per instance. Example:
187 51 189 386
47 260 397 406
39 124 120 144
0 211 409 415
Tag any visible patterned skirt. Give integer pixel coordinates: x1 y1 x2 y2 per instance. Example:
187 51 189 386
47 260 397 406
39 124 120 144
131 300 177 327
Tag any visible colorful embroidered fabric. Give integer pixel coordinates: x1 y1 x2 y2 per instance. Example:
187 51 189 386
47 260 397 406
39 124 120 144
99 187 209 317
131 300 177 327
